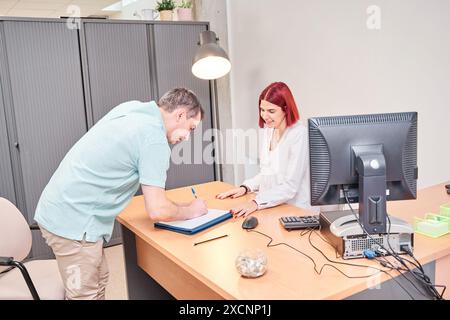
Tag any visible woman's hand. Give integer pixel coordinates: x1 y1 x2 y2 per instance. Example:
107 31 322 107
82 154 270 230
216 187 247 199
230 200 258 218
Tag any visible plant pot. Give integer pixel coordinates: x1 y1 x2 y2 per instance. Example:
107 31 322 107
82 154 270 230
177 8 192 21
159 10 173 21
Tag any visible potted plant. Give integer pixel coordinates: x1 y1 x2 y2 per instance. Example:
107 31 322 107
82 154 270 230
156 0 175 21
177 0 193 21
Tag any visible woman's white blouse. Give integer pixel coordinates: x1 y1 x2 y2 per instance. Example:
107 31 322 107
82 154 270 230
242 121 317 211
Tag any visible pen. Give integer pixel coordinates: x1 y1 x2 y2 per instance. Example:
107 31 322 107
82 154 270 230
193 234 228 246
191 187 198 198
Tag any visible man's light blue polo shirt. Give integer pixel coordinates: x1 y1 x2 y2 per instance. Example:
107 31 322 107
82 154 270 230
34 100 170 242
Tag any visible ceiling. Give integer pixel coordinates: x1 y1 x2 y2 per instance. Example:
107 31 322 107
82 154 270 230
0 0 120 18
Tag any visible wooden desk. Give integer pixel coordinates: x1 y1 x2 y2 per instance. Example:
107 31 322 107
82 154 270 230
117 181 450 300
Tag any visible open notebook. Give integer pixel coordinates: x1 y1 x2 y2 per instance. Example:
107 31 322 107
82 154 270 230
154 209 232 235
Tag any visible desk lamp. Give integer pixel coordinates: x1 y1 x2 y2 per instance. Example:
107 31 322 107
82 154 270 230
192 30 231 80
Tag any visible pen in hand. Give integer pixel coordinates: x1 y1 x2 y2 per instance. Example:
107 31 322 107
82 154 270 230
191 187 198 199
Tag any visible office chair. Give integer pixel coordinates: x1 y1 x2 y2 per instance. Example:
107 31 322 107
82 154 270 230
0 198 64 300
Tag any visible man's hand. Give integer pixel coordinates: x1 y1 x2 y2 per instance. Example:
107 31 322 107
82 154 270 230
142 184 208 221
185 198 208 219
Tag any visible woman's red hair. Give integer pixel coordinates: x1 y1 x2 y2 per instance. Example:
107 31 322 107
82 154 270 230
258 82 300 128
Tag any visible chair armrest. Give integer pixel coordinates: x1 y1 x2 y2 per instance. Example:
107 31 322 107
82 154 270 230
0 257 40 300
0 256 14 266
29 222 40 230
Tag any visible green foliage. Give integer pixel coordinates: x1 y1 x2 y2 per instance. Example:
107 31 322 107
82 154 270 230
156 0 176 11
178 0 192 9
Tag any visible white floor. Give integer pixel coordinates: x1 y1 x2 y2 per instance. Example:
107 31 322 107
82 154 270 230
104 244 128 300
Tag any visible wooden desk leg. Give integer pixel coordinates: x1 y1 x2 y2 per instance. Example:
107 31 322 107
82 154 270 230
121 225 174 300
436 254 450 300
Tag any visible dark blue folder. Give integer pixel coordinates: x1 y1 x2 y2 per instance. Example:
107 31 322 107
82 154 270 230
154 211 232 235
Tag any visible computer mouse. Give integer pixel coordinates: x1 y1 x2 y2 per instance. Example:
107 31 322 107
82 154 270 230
242 216 258 229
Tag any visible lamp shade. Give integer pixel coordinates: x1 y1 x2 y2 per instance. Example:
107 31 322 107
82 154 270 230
192 31 231 80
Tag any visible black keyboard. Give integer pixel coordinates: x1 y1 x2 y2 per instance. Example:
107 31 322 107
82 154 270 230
279 215 320 230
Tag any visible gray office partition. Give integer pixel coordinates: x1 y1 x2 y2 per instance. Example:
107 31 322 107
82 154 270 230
0 70 16 204
0 21 26 218
82 22 154 123
1 20 87 258
153 24 216 189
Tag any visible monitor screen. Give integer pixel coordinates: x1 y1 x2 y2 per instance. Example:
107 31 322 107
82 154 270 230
308 112 418 233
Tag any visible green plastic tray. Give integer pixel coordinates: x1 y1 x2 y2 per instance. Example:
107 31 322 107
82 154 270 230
440 203 450 217
414 213 450 238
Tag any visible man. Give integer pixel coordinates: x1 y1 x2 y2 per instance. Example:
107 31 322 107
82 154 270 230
34 88 208 300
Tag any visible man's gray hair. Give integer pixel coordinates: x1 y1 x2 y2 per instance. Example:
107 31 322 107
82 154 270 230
158 88 204 119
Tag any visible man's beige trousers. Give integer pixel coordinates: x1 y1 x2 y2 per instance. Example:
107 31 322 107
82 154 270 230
40 227 109 300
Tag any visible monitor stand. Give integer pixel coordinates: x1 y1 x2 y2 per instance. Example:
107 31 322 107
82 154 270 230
352 146 388 234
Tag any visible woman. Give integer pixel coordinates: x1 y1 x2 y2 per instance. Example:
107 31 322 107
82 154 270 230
216 82 315 217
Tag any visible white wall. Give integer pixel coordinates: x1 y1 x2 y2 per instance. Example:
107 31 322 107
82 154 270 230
110 0 159 20
227 0 450 188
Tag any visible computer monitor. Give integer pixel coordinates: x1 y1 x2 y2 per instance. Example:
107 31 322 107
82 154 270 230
308 112 418 234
